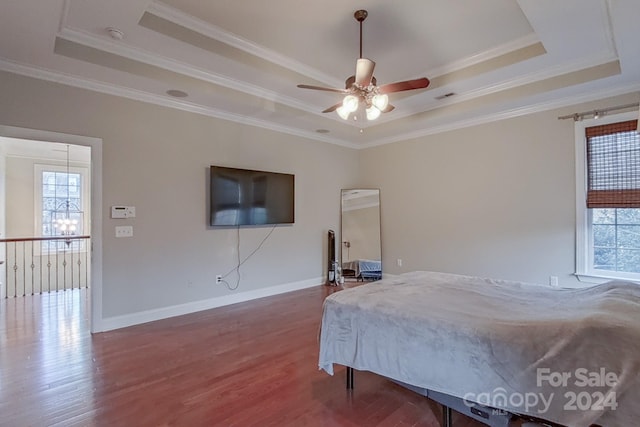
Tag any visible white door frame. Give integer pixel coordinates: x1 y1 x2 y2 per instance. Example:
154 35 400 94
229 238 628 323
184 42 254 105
0 125 103 333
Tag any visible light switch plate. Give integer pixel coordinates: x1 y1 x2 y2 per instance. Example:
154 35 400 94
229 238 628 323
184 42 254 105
115 225 133 238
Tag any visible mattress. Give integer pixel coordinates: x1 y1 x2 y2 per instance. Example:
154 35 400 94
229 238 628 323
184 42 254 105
318 271 640 426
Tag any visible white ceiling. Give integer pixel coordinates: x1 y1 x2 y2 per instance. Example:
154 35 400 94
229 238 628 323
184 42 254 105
0 137 91 163
1 0 639 148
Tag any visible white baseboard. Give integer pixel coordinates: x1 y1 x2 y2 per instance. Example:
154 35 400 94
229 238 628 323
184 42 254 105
98 276 322 332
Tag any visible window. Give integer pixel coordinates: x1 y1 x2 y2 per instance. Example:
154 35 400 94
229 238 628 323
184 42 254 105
35 164 90 251
592 208 640 273
575 112 640 282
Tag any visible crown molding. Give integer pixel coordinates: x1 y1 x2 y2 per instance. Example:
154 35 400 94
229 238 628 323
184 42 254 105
0 59 358 149
360 81 640 148
601 0 618 57
53 2 623 135
146 0 343 89
139 4 545 128
58 0 72 34
2 58 637 152
148 1 544 88
56 27 323 117
459 53 619 99
427 34 541 79
370 52 620 126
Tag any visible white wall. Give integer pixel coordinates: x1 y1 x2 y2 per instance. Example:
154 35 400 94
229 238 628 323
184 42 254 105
0 70 359 324
360 92 640 287
2 67 637 322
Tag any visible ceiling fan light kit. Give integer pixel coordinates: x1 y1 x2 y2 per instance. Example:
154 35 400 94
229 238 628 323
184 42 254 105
366 105 381 121
336 105 350 120
372 93 389 111
297 10 430 122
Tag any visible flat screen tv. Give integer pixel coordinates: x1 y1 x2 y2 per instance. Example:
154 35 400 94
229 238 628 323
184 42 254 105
210 166 295 226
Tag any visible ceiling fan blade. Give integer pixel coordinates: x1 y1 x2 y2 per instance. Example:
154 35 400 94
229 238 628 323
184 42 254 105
378 77 430 94
297 84 347 94
355 58 376 86
322 103 342 113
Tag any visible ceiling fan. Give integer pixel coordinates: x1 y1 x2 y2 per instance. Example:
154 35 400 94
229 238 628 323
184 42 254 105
297 9 430 122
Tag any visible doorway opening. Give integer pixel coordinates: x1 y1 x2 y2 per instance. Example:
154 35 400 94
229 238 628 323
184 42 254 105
0 125 102 332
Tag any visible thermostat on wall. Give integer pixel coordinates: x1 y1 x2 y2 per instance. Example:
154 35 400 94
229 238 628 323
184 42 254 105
111 206 136 219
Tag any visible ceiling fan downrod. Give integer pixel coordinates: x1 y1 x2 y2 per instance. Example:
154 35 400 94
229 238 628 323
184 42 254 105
354 10 368 59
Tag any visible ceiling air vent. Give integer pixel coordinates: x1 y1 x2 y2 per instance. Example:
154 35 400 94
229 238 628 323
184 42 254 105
435 92 456 100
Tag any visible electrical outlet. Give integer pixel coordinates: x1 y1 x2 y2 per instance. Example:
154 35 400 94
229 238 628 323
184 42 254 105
115 225 133 238
216 275 222 284
549 276 559 287
397 258 402 267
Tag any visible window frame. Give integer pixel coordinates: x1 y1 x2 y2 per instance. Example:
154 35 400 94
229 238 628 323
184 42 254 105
575 111 640 283
34 162 91 253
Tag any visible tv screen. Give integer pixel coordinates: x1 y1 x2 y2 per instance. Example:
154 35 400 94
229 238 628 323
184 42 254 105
210 166 295 226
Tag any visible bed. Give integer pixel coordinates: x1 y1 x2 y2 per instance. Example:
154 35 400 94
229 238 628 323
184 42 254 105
341 259 382 281
318 271 640 426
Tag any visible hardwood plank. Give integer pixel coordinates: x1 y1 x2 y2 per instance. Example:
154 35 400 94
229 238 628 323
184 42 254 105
0 286 498 426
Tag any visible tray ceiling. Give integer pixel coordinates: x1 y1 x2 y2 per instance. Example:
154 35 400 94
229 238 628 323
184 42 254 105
1 0 639 148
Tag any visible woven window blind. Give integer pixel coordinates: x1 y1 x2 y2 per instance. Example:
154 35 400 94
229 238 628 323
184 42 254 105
585 119 640 208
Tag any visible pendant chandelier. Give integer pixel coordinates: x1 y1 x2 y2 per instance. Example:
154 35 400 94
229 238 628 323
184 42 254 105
51 144 83 244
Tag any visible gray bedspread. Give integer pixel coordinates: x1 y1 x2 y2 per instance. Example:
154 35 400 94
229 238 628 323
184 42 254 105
318 271 640 426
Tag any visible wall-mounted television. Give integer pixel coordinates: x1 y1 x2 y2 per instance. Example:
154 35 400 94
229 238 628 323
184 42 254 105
209 166 295 226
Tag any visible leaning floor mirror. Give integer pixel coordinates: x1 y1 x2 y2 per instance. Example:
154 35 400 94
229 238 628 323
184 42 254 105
340 189 382 282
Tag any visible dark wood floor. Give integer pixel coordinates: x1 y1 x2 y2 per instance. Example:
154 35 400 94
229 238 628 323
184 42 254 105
0 284 495 426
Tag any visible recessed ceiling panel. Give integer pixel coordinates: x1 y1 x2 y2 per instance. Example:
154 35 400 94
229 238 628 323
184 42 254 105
138 12 323 86
159 0 535 81
1 0 638 148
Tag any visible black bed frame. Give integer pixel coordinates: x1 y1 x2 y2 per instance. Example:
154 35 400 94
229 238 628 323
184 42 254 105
344 367 603 427
345 366 514 427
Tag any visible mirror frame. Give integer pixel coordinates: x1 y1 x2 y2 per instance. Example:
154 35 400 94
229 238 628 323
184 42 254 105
340 188 382 282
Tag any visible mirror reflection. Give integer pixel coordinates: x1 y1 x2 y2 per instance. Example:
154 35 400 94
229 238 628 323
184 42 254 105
340 189 382 282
